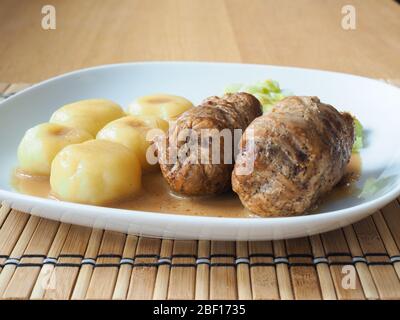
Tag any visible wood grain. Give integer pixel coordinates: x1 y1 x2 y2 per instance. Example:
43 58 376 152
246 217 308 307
85 231 126 299
0 0 399 83
168 240 197 300
210 241 237 300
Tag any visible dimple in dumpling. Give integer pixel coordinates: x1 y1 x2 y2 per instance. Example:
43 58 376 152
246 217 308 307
128 94 193 121
50 99 125 136
96 115 168 172
50 140 141 205
17 123 93 176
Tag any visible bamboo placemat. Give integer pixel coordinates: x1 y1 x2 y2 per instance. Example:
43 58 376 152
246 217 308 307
1 83 400 300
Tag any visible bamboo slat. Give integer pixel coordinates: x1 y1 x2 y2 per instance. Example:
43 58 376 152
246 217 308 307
352 217 400 299
195 240 210 300
321 229 365 300
381 201 400 251
30 223 71 299
113 235 139 300
0 83 10 95
42 225 91 299
342 224 379 299
167 240 197 300
0 211 30 273
0 202 11 227
372 212 400 279
126 237 161 300
85 231 126 299
2 218 59 299
236 241 252 300
0 214 40 297
285 237 321 300
152 239 173 300
210 241 237 300
273 240 294 300
249 241 279 300
70 229 103 300
309 235 337 300
2 83 30 98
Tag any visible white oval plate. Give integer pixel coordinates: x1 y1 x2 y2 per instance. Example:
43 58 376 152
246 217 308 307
1 62 400 240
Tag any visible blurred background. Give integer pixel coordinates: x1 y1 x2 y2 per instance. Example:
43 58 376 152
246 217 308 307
0 0 399 83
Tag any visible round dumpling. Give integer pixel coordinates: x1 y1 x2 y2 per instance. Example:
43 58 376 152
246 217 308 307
50 140 141 205
128 94 193 120
17 123 93 176
96 115 168 172
50 99 125 136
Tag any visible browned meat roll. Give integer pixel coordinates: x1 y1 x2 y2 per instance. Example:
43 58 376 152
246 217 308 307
232 96 355 217
157 93 262 196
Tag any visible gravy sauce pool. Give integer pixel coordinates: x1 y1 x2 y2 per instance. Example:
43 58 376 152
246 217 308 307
11 154 361 218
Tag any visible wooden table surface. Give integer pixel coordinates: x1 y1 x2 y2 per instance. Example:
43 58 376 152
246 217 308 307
0 0 399 83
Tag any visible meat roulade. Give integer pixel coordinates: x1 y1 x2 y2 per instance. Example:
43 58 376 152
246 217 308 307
232 96 355 217
157 93 262 196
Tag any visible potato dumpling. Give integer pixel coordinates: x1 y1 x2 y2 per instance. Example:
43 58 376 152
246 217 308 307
50 140 141 205
128 94 193 120
50 99 125 136
130 114 169 132
17 123 93 176
96 115 168 172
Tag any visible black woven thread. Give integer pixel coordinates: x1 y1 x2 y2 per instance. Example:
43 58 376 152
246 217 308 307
248 253 275 258
288 263 316 267
20 254 46 259
325 252 352 257
58 254 84 259
4 252 399 269
364 253 389 257
287 253 314 258
17 263 43 267
171 254 197 259
326 261 354 266
210 263 236 267
2 260 394 268
56 263 81 267
97 254 122 259
210 254 235 258
250 262 275 267
171 263 196 268
134 254 159 259
133 262 158 268
94 263 120 268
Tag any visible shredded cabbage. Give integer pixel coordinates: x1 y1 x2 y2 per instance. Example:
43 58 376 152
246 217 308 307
224 80 286 112
353 117 363 153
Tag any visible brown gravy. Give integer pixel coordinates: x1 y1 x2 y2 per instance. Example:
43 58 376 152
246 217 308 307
11 154 361 218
